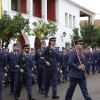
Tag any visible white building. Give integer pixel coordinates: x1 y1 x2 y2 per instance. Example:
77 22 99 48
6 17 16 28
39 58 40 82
2 0 95 51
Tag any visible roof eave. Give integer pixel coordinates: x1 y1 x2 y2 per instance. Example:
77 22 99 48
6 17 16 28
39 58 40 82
67 0 95 15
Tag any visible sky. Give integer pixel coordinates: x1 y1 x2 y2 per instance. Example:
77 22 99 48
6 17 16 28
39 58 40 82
72 0 100 19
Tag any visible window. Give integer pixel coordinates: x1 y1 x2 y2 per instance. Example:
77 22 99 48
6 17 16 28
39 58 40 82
69 14 72 27
73 16 76 28
11 0 20 11
65 13 68 27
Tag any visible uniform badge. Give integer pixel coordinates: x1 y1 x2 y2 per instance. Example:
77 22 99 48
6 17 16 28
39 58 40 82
39 52 42 55
22 58 25 60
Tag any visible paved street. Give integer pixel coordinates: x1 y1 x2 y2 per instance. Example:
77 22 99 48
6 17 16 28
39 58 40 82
2 72 100 100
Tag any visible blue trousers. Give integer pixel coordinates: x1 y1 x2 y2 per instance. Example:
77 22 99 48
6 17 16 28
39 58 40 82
23 76 32 98
57 70 61 83
97 62 100 72
24 77 32 98
38 67 46 92
45 69 57 96
15 73 22 97
0 71 3 100
62 67 67 81
15 73 33 98
92 61 96 73
9 72 19 94
4 72 10 86
65 78 92 100
31 77 35 84
87 63 91 75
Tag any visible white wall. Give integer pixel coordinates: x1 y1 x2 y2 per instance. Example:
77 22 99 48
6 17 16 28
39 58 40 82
2 0 89 50
55 0 80 49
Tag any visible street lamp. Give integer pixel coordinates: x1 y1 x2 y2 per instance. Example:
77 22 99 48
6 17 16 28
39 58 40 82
61 32 66 42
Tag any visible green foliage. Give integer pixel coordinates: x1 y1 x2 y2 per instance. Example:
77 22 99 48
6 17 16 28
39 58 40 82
32 20 58 40
80 22 98 47
96 26 100 47
0 11 30 48
71 28 81 46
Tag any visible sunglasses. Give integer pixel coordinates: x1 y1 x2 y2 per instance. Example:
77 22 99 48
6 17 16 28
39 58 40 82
51 40 56 42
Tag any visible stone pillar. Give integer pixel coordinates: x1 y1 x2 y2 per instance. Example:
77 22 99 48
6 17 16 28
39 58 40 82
56 0 60 23
26 0 29 15
30 0 33 16
88 16 94 24
26 0 33 16
8 0 11 13
41 0 47 20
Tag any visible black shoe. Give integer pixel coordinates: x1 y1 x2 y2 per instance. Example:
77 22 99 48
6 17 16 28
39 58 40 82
58 82 61 84
14 97 19 100
45 94 49 97
92 72 95 75
33 82 35 85
28 97 36 100
52 95 60 99
41 91 45 95
5 85 7 88
36 81 38 83
62 81 64 83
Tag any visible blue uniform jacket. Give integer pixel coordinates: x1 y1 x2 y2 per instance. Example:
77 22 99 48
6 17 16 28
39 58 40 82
43 46 60 71
97 51 100 63
68 51 86 79
92 52 97 62
58 51 62 69
61 53 68 68
20 52 34 78
85 52 92 63
0 49 7 73
8 52 21 72
35 49 46 65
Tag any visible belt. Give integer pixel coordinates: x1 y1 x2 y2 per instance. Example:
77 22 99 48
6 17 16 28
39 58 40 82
40 57 45 59
15 65 20 68
49 58 57 63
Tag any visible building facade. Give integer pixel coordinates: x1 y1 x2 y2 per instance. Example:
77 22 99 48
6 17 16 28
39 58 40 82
2 0 95 50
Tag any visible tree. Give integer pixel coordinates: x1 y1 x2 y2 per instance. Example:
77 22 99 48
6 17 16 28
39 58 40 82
70 28 81 46
0 11 30 49
80 22 98 47
96 26 100 47
32 20 58 41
